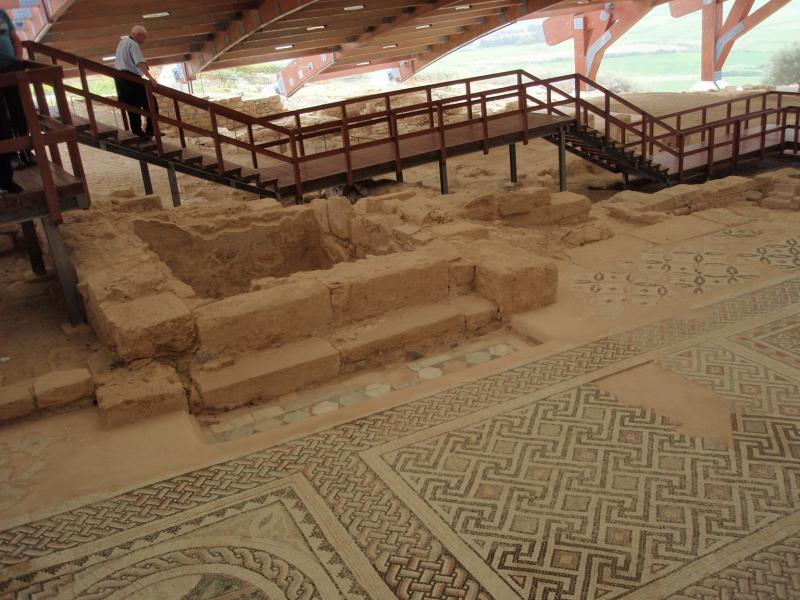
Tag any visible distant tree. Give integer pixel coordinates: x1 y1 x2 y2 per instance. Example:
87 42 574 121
765 42 800 85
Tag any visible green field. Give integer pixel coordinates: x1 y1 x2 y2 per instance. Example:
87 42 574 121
421 1 800 92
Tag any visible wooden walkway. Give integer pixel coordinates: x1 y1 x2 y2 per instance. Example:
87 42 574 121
259 111 573 195
0 163 87 225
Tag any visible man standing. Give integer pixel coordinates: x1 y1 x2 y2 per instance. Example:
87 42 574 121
114 26 159 138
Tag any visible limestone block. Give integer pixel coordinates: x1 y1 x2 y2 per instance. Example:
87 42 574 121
463 194 499 220
429 222 489 241
350 214 399 255
527 192 591 225
449 259 476 295
0 234 14 254
110 188 136 198
34 368 94 409
111 194 163 213
327 196 354 239
761 196 794 210
607 205 666 225
497 187 551 216
319 252 449 325
645 185 705 212
392 223 421 247
311 198 330 234
101 292 195 361
333 303 465 368
197 278 332 354
449 295 498 330
0 382 34 421
96 363 187 427
192 338 340 410
473 245 558 316
608 190 653 210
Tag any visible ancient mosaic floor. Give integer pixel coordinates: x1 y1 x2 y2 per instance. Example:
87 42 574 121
2 275 800 599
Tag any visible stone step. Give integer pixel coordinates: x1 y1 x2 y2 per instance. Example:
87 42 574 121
96 363 187 427
192 337 340 411
333 296 496 372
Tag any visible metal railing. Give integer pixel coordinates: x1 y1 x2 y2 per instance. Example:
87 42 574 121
0 59 87 223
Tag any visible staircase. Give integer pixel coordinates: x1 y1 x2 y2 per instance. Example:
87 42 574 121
554 123 671 183
65 115 281 201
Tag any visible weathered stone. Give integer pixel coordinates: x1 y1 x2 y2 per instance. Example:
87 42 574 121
33 368 94 409
449 295 498 330
350 214 398 254
96 363 187 427
101 292 195 361
429 222 490 240
607 205 666 225
192 338 340 410
310 198 330 234
497 187 551 216
110 188 136 198
334 303 465 369
527 192 591 225
449 259 476 295
327 196 354 239
0 234 14 254
196 278 332 353
111 194 163 213
472 244 558 316
761 196 794 210
0 382 34 421
319 251 449 325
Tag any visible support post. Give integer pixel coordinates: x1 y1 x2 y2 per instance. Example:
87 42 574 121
20 220 46 276
622 172 629 189
41 216 85 325
167 163 181 207
509 143 518 183
558 127 567 192
439 157 449 195
139 161 153 195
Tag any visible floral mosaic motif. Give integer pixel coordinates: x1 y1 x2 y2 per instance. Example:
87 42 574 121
573 249 759 312
738 238 800 271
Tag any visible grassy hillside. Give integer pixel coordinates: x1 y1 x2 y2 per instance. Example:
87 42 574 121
421 0 800 91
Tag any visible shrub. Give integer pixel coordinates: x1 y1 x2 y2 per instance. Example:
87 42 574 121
765 42 800 85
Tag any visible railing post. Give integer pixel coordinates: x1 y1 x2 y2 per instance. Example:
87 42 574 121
173 98 186 148
732 120 741 170
19 77 62 222
466 81 473 120
604 94 610 139
701 107 707 142
794 109 799 153
574 75 581 127
707 127 715 179
247 123 258 168
289 132 303 203
779 108 787 148
209 106 225 176
426 88 434 128
390 111 402 183
77 64 99 138
144 80 163 154
294 113 305 157
480 94 489 154
726 103 732 135
641 115 647 158
341 105 353 186
760 112 767 159
677 133 684 183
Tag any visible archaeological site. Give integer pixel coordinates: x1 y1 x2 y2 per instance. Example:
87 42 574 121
1 1 800 599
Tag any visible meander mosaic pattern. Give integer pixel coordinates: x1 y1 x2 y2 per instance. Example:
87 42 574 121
2 276 800 599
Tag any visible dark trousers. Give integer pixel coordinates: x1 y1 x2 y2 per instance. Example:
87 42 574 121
0 57 26 189
114 75 154 135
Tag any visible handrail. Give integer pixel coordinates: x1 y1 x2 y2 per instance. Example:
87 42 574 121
0 60 88 224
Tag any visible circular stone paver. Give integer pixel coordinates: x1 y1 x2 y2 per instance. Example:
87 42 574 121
465 352 492 365
311 401 338 416
365 383 392 398
489 344 513 357
441 359 467 373
338 391 367 406
418 367 443 379
283 409 310 424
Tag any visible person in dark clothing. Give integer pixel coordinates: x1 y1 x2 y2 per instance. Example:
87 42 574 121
114 26 159 138
0 9 26 192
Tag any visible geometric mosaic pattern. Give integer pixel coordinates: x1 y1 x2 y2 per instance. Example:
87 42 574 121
732 314 800 370
2 276 800 599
